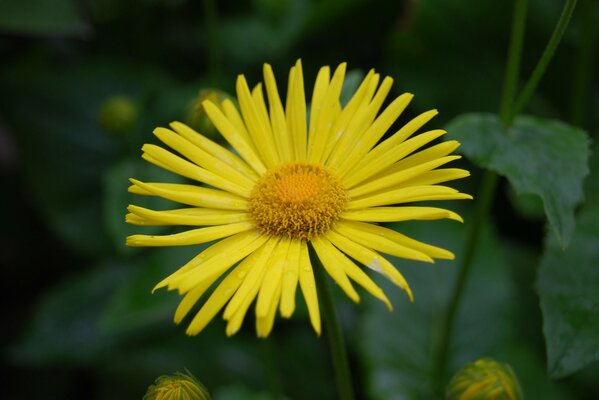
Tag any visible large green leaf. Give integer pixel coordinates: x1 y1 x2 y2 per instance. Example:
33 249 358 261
358 218 574 400
446 113 590 247
0 0 87 36
537 204 599 378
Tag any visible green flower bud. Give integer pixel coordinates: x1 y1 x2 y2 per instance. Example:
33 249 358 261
99 95 139 135
144 370 211 400
446 358 523 400
186 89 232 142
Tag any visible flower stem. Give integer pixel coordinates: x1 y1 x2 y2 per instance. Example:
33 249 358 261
313 253 355 400
262 338 284 399
508 0 578 123
570 0 598 126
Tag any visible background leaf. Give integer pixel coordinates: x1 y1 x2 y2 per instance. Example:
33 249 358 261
446 113 590 247
537 204 599 378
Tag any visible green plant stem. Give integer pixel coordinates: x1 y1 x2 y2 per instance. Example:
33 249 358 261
313 254 355 400
262 338 283 399
570 0 598 126
500 0 528 123
508 0 578 123
433 0 528 393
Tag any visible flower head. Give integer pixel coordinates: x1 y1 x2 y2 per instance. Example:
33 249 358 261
144 370 211 400
446 358 523 400
127 60 471 337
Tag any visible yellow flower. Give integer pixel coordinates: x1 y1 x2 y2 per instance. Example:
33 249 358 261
144 370 211 400
126 60 471 337
446 358 523 400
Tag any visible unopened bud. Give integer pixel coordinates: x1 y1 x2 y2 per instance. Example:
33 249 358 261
446 358 523 400
186 89 231 142
99 95 138 135
144 370 211 400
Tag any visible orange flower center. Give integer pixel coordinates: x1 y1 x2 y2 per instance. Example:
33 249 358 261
249 163 346 240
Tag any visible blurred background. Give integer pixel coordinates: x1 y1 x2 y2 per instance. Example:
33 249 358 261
1 0 598 399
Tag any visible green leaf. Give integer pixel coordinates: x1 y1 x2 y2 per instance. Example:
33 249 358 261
537 204 599 378
446 113 590 247
0 0 87 36
359 219 574 400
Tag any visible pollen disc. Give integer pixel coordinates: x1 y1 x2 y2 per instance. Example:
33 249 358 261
249 163 346 240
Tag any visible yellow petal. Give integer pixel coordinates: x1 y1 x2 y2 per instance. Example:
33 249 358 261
203 100 267 175
174 279 217 324
324 230 413 300
263 63 292 162
186 259 254 335
256 237 291 318
126 221 254 247
340 206 463 223
311 236 360 303
280 239 301 318
286 60 307 160
298 241 321 335
348 155 462 196
397 168 470 187
346 185 472 210
128 179 248 210
339 220 455 260
346 127 445 187
334 221 434 263
256 279 281 338
127 205 249 226
170 121 258 180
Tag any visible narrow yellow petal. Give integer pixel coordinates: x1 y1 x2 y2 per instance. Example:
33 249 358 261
263 63 293 162
308 63 346 163
223 236 279 320
308 65 331 147
298 241 321 335
256 280 281 338
339 220 455 260
320 69 377 163
153 127 255 191
153 230 262 292
171 234 269 294
326 75 393 169
334 221 434 263
397 168 470 187
348 155 462 196
236 75 279 167
286 60 307 160
126 205 249 226
174 278 217 324
142 143 249 197
336 92 413 177
345 128 445 187
340 206 464 223
170 121 259 180
324 237 392 309
346 185 473 210
128 179 248 210
324 230 413 300
126 221 254 247
376 140 461 178
280 239 301 318
256 237 291 318
203 100 267 175
186 260 253 336
311 236 360 303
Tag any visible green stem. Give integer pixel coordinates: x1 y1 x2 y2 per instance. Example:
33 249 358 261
508 0 578 123
500 0 528 123
570 0 598 126
433 0 528 392
313 253 355 400
262 338 284 399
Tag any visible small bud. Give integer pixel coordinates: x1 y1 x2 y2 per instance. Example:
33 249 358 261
186 89 231 142
99 95 139 135
446 358 523 400
144 370 211 400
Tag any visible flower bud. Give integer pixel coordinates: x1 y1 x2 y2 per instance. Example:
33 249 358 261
186 89 231 142
446 358 523 400
144 370 211 400
99 95 139 135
